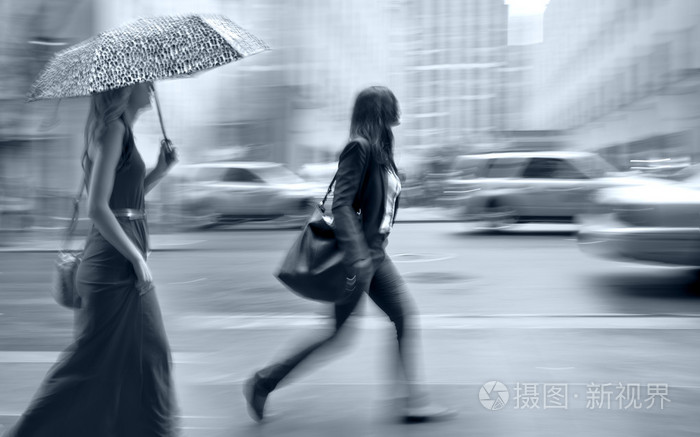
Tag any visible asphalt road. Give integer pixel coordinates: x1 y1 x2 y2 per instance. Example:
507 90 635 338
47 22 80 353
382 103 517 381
1 223 700 436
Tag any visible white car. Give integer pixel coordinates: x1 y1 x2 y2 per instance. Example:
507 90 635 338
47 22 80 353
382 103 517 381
176 162 324 228
578 165 700 266
442 151 649 228
297 162 337 185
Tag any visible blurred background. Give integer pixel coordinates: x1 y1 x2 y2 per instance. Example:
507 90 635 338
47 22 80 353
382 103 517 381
2 0 697 233
4 2 700 436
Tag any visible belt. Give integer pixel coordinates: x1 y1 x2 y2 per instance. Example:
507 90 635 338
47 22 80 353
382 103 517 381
112 208 146 220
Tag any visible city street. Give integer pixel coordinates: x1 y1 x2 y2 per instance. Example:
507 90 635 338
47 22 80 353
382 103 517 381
1 223 700 436
2 0 700 435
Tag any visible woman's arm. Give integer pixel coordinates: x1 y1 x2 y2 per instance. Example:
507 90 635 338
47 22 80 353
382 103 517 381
144 142 176 195
332 139 374 297
87 121 151 281
331 139 372 267
144 165 167 195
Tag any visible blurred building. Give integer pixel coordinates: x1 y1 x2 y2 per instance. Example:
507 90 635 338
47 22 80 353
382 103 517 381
502 43 536 131
495 129 569 151
528 0 700 170
273 0 407 169
401 0 509 154
496 43 572 153
0 0 534 229
0 0 93 229
508 13 543 46
94 0 411 170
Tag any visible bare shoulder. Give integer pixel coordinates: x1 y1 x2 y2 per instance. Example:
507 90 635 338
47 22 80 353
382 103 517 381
100 120 126 147
89 119 126 159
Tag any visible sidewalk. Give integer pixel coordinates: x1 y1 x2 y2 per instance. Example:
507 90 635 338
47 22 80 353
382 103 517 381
0 207 458 253
0 316 695 437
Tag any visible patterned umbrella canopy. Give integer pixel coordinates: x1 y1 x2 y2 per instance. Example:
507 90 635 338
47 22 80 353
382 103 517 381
28 14 270 101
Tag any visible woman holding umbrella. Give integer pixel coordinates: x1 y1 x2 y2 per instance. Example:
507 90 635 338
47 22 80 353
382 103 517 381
5 82 180 437
4 14 269 437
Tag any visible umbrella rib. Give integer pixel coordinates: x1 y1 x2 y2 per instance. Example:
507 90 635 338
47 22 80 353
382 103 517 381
198 14 269 58
193 15 242 61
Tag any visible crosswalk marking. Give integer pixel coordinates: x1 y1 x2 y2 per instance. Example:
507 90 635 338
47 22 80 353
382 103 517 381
172 313 700 331
1 314 697 364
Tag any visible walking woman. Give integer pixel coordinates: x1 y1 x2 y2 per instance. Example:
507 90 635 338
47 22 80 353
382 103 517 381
4 82 180 437
244 86 454 423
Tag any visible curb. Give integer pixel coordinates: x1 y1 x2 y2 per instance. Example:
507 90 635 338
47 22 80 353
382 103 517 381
0 210 459 253
0 246 205 254
395 218 463 224
0 220 461 253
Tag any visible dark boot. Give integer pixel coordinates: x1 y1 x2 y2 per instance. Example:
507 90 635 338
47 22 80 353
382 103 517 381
243 374 271 422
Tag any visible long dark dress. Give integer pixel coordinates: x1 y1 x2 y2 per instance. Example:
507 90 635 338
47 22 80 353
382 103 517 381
4 122 179 437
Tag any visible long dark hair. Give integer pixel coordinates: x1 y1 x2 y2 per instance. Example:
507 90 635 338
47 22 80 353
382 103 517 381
349 86 400 170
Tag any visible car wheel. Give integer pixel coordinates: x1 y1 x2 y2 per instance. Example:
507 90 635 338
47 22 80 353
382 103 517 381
486 202 518 230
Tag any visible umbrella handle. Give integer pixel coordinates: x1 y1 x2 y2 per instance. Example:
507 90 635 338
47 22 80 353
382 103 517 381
151 85 177 164
151 84 169 141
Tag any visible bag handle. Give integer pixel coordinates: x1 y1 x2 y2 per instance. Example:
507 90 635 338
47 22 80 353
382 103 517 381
60 180 85 252
318 137 370 213
318 173 337 213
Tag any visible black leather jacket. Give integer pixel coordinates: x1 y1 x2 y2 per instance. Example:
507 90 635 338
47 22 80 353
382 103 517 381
331 137 400 269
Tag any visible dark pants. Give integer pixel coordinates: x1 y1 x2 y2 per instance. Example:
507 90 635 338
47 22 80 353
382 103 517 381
255 255 424 397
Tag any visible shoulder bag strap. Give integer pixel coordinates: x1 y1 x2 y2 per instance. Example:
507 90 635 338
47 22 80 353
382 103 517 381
60 180 86 251
318 137 372 213
318 173 337 213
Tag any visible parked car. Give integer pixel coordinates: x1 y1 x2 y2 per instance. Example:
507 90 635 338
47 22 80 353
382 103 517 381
577 164 700 266
175 162 324 228
441 151 649 228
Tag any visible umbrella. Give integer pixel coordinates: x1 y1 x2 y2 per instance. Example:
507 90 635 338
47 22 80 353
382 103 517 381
28 14 269 160
27 14 270 101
